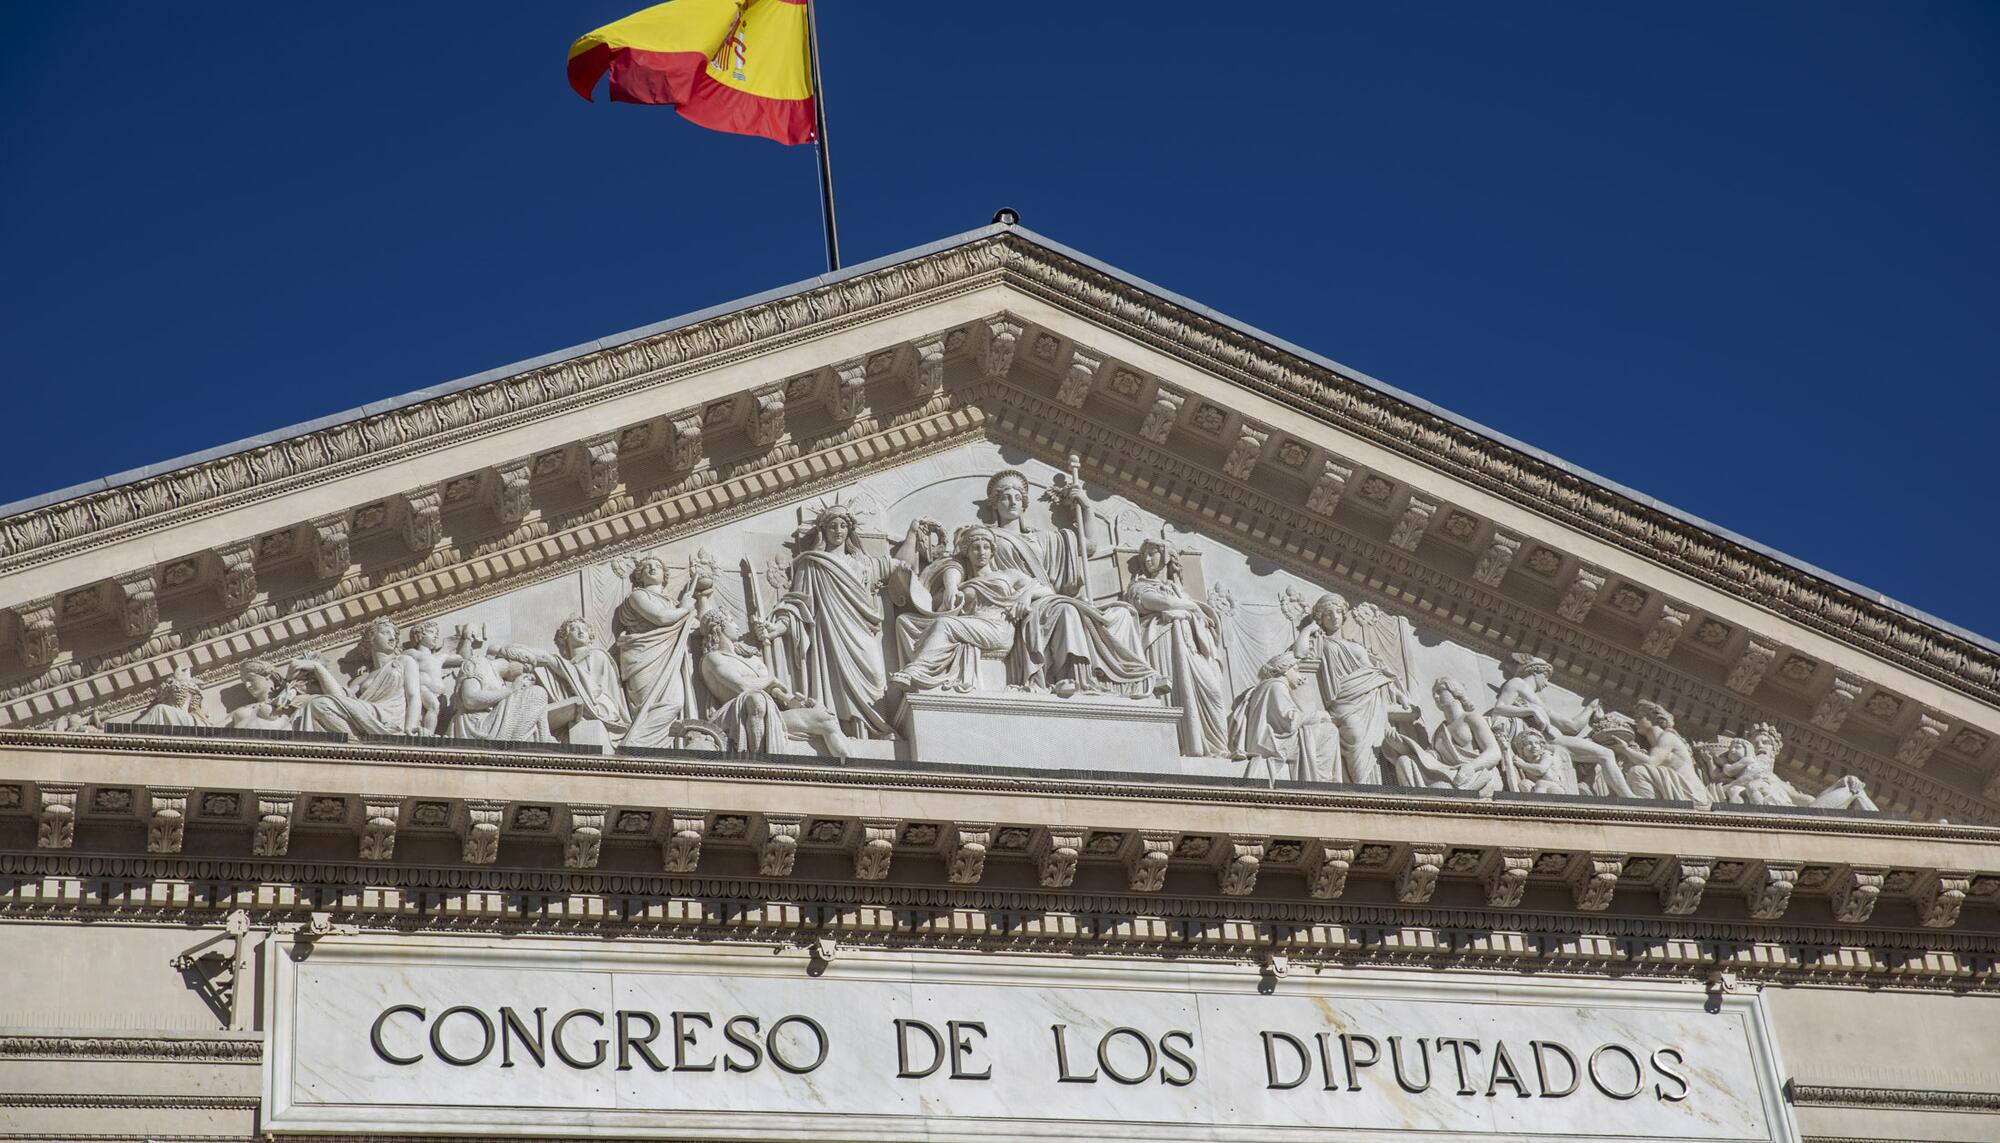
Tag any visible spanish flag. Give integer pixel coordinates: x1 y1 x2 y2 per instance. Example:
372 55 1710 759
568 0 817 146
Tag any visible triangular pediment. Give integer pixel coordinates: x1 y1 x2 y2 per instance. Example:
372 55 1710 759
2 225 1996 822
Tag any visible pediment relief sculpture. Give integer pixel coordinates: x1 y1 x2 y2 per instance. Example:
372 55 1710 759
93 443 1889 816
3 228 1992 822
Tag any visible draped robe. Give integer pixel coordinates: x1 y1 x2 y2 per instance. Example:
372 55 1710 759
699 647 793 754
1391 715 1504 795
1304 632 1400 784
615 587 698 749
895 568 1031 691
296 657 408 737
1125 573 1230 755
983 522 1151 692
1624 740 1712 806
532 647 629 733
774 549 892 735
1227 677 1337 783
445 657 553 743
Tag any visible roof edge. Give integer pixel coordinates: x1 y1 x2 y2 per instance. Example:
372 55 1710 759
0 219 1991 659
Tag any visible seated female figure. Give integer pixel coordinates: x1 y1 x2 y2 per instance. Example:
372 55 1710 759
892 526 1048 692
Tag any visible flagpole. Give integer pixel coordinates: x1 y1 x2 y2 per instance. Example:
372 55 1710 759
806 0 841 271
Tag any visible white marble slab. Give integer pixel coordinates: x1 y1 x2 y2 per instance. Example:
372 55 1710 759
264 938 1798 1143
897 690 1186 773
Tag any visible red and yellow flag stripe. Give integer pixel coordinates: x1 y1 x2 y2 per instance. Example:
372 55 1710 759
568 0 816 145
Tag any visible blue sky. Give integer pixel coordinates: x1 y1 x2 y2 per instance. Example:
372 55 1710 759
3 2 1995 635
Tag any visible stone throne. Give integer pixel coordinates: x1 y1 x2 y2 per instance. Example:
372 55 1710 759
893 544 1212 774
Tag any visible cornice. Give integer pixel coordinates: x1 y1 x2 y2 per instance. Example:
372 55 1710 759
0 1093 260 1110
977 393 1991 823
0 240 1014 577
8 728 1997 843
0 1034 259 1063
0 231 1991 719
5 735 1998 990
1 859 1994 996
1786 1082 2000 1112
985 237 2000 709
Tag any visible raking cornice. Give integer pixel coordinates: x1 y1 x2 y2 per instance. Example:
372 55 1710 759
1 226 1994 713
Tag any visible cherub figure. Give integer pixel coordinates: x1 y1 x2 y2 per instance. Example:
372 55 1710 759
399 620 462 735
1508 727 1577 795
1710 723 1878 811
1487 654 1632 796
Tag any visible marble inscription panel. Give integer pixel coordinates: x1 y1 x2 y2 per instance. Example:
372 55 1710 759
264 938 1797 1143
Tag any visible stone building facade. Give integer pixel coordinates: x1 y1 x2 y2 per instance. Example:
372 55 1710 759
0 222 1995 1142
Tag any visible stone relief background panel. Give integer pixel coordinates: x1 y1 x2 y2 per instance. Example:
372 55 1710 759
103 440 1883 816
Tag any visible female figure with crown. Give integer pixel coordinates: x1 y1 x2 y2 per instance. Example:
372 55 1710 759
758 498 899 738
